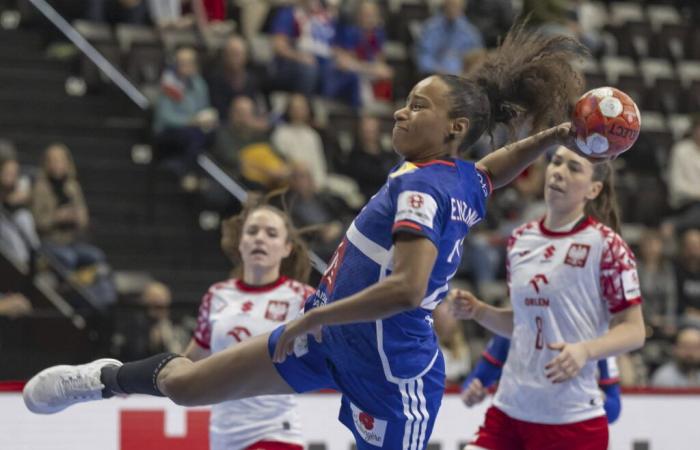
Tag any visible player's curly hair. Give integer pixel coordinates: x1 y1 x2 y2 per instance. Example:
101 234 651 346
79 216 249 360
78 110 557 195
221 192 312 284
587 161 621 233
438 24 587 152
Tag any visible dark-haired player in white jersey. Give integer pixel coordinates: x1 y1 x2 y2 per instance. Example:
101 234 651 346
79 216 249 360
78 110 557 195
451 145 645 450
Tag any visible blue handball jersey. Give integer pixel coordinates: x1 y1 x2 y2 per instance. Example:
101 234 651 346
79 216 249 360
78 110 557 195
309 158 491 381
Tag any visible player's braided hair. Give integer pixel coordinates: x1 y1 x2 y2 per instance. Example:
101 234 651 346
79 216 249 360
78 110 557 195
586 161 621 233
438 23 587 152
221 192 312 284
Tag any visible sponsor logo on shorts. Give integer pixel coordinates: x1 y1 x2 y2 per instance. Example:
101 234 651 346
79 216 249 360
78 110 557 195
350 402 387 447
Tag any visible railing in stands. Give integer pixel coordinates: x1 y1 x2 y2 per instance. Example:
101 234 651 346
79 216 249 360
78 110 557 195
27 0 150 109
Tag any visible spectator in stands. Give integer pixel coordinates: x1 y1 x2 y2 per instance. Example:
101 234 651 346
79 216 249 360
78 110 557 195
270 0 336 96
206 35 265 121
31 144 117 307
211 96 289 191
467 0 515 48
234 0 294 39
342 115 397 200
328 0 393 108
651 327 700 387
87 0 149 25
0 292 32 318
416 0 484 76
0 149 40 269
149 0 227 31
283 163 344 260
113 281 189 360
271 93 327 189
638 228 678 336
663 116 700 236
153 46 218 179
676 229 700 327
521 0 601 52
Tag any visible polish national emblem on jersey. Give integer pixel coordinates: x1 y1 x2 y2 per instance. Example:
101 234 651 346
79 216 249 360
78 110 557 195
565 243 591 267
264 300 290 321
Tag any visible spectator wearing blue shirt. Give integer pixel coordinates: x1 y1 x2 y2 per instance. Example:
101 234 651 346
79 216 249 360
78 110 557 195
270 0 336 96
416 0 484 76
327 0 393 108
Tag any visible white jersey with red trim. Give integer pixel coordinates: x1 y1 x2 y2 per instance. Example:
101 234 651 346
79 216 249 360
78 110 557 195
193 276 314 450
494 217 641 425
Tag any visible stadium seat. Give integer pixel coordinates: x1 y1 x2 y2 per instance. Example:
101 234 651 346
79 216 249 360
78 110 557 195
651 23 689 61
601 55 636 84
609 2 645 25
72 20 113 44
668 114 692 140
248 35 274 65
646 4 682 32
616 74 646 108
639 58 674 87
125 44 165 86
115 24 159 53
653 77 684 113
677 60 700 87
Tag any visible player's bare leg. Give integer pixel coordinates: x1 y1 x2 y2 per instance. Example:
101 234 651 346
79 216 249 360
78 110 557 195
24 332 293 414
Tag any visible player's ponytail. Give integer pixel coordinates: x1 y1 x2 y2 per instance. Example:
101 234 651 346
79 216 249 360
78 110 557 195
221 194 312 284
586 161 621 233
438 24 587 152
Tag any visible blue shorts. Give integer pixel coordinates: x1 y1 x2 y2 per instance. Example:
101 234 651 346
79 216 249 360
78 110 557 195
268 325 446 450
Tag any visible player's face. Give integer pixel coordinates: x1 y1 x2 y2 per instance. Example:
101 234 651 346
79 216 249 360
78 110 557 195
544 147 602 213
392 76 452 161
239 208 292 272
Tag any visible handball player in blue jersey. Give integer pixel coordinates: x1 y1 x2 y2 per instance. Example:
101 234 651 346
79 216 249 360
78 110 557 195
24 28 587 449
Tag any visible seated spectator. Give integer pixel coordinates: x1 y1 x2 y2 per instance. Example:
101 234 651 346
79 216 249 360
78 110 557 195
327 0 393 108
342 114 397 200
651 327 700 387
153 46 218 178
271 93 327 190
416 0 484 76
270 0 336 96
467 0 514 48
676 229 700 327
206 35 265 120
112 281 189 360
211 95 289 190
87 0 149 25
283 163 344 260
0 149 40 269
663 116 700 237
521 0 602 52
0 292 32 319
31 144 117 308
148 0 194 30
638 228 678 337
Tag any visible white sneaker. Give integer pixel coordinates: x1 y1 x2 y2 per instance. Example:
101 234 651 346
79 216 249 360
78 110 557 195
23 358 123 414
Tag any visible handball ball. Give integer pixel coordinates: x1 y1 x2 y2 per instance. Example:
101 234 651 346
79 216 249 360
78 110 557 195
572 87 641 158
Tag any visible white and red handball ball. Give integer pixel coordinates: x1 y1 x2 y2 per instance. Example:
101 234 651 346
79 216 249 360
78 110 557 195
572 87 641 158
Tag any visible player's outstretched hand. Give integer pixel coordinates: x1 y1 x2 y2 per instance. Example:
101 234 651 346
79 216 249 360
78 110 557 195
544 341 590 383
461 378 488 407
447 289 484 321
272 313 323 363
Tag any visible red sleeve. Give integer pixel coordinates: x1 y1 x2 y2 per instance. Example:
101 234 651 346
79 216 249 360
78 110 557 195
193 291 214 349
599 231 642 313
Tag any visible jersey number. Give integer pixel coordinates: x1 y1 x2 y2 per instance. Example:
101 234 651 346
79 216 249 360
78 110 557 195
535 316 544 350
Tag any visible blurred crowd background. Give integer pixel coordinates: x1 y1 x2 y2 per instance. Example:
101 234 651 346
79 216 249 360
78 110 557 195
1 0 700 389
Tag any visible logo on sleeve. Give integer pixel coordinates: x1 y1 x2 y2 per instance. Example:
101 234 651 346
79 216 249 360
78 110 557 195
565 243 591 267
265 300 290 321
350 402 387 447
621 270 641 300
396 190 438 229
